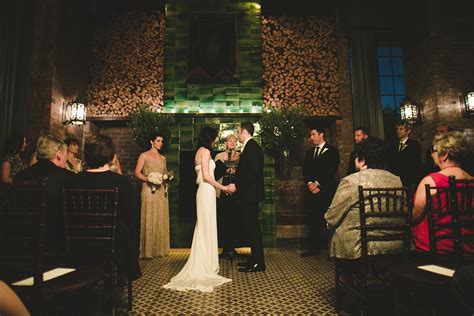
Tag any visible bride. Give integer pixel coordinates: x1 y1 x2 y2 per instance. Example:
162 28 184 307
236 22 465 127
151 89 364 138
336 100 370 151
163 126 232 292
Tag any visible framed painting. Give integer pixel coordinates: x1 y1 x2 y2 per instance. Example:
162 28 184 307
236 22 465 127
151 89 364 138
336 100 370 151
186 15 239 84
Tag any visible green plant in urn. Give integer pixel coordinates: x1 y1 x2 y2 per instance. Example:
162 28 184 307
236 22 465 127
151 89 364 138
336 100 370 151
258 106 305 179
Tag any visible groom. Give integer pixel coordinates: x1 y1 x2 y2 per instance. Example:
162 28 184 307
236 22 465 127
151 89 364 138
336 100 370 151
228 122 265 272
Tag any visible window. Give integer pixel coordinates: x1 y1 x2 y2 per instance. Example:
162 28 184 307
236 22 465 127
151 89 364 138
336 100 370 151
377 46 406 116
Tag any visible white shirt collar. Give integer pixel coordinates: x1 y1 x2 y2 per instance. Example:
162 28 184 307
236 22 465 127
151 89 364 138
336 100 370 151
241 137 252 153
316 141 325 149
399 137 409 145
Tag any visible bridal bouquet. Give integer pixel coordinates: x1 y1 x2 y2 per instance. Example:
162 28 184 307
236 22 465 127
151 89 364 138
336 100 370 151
147 171 174 194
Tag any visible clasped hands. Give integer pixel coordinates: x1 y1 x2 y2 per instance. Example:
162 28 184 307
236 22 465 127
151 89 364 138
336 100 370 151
307 182 321 194
222 183 237 195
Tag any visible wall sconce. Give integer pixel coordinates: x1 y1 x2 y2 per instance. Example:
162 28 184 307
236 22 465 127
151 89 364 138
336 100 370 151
62 96 87 125
400 97 421 124
461 90 474 117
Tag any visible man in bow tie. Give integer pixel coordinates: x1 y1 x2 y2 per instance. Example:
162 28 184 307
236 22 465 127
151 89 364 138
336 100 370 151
301 127 340 257
389 121 421 187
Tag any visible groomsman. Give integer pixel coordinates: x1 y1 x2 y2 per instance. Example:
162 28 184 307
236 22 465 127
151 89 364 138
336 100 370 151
389 121 422 187
228 122 265 272
347 126 369 175
302 127 340 256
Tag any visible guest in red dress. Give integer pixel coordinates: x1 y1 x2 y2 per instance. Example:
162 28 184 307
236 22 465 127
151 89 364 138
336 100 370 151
412 131 474 253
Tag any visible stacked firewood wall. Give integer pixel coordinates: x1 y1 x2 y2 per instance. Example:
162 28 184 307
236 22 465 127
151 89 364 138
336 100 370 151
87 12 165 116
262 16 340 116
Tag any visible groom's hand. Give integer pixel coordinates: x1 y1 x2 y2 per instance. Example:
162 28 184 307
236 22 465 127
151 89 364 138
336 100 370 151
228 183 236 194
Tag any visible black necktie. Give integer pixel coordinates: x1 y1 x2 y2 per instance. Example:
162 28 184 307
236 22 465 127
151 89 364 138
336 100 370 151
398 142 404 152
314 146 320 158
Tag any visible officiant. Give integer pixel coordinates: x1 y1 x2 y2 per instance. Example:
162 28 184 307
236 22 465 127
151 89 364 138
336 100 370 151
214 134 247 259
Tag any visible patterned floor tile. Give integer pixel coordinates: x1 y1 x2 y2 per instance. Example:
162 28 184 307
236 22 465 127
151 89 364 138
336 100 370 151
129 247 336 315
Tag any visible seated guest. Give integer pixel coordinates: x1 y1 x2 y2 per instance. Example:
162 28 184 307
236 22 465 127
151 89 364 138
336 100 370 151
66 134 141 280
412 131 473 254
1 135 28 184
64 137 83 173
421 123 453 176
325 137 403 259
0 281 29 316
347 126 369 175
451 264 474 313
110 154 122 174
14 135 73 253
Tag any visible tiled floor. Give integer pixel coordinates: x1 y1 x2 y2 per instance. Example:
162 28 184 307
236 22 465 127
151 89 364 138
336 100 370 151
131 248 336 315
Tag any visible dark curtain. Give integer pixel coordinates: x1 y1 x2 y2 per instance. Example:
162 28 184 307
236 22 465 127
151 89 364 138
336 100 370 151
350 31 385 139
0 0 34 148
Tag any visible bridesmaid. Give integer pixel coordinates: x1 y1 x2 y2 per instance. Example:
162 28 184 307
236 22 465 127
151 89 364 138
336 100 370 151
134 132 170 258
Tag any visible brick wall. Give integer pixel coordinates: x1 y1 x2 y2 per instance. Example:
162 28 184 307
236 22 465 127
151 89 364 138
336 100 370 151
24 0 60 142
24 0 92 148
404 25 474 159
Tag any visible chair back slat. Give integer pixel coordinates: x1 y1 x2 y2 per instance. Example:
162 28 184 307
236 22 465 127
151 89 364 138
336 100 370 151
62 188 119 263
358 186 414 261
0 181 48 286
425 176 474 264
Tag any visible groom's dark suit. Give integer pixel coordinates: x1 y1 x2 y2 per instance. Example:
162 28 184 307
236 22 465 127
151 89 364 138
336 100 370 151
234 138 265 267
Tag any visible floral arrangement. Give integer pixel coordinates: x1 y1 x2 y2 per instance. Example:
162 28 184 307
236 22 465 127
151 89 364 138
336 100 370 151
128 105 175 150
258 106 306 179
147 171 175 194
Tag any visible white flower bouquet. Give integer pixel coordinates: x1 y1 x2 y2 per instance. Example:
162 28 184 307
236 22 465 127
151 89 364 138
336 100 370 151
147 171 174 194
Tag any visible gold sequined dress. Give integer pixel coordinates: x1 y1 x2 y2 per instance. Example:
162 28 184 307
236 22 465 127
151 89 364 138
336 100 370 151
140 159 170 258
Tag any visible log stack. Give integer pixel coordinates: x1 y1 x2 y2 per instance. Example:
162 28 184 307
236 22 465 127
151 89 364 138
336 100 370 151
87 12 165 116
262 16 340 116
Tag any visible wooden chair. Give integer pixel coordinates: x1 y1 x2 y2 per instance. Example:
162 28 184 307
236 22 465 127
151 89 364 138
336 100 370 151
62 187 133 311
334 186 414 314
0 181 105 313
389 176 474 315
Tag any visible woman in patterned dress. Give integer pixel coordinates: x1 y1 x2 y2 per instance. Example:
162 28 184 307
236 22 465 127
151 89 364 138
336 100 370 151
1 135 28 184
134 132 170 258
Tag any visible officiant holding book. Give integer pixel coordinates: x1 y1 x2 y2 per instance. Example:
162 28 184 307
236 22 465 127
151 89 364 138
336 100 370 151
214 134 243 260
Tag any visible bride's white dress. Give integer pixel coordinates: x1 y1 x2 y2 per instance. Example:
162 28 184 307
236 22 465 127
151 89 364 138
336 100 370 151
163 159 232 292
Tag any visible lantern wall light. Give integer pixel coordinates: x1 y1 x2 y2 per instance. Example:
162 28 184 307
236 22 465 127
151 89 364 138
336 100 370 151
400 97 421 124
462 90 474 117
62 97 87 125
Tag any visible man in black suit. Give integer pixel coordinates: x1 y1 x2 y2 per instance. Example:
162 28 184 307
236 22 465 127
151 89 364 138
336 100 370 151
347 126 369 175
389 121 422 187
228 122 265 272
14 135 74 254
302 127 340 256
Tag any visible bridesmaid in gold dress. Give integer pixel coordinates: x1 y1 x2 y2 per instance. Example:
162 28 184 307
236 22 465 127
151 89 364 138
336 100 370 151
134 132 170 258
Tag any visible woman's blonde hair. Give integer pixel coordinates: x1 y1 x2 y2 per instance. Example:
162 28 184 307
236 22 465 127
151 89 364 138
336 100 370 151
225 134 237 141
36 135 67 160
433 131 469 164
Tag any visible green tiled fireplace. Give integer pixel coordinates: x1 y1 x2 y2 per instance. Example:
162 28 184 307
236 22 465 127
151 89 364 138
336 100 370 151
163 0 271 247
166 115 275 247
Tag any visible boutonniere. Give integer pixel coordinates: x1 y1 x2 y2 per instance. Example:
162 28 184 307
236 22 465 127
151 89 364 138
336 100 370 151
401 144 408 151
320 148 329 155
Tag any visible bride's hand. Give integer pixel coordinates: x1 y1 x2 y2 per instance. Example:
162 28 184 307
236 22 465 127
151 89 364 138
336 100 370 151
221 185 230 195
